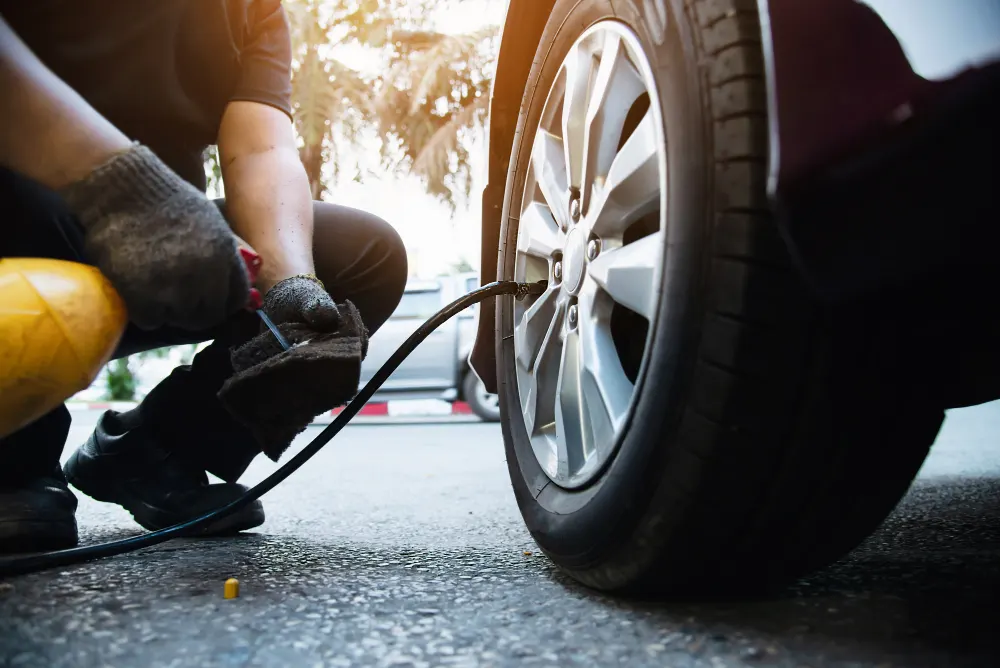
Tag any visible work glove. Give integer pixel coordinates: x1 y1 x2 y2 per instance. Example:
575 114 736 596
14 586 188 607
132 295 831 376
219 292 368 461
59 144 251 331
261 274 341 331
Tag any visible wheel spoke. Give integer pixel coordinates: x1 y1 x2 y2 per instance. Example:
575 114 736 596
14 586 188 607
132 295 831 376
531 131 570 228
587 230 663 320
576 284 633 455
517 202 562 259
582 34 647 215
554 325 585 480
514 286 560 371
521 301 564 437
561 43 595 191
589 110 661 239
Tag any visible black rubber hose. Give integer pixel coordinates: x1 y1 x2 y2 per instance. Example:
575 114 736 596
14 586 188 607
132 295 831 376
0 280 544 578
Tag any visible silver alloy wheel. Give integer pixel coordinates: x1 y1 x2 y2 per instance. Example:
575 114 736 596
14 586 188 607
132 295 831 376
512 21 667 489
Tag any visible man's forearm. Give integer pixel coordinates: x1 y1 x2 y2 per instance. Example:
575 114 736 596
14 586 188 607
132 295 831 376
218 100 316 293
0 17 131 189
220 144 315 292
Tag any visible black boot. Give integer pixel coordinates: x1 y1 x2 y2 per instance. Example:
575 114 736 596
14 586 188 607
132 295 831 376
0 468 78 553
64 337 266 535
0 408 78 553
64 410 264 534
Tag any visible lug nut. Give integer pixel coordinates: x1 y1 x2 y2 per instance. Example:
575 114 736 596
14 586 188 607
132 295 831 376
587 239 600 261
568 304 578 328
553 261 563 282
569 198 581 222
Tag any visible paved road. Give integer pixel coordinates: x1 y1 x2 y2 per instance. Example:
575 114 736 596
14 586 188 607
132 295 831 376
1 402 998 668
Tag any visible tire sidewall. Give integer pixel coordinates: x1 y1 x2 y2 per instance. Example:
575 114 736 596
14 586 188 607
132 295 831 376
497 0 712 571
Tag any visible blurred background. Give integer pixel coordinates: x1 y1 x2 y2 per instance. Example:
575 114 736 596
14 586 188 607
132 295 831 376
77 0 506 403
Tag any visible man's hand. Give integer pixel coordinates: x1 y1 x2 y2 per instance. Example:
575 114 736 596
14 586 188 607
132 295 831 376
60 145 252 331
262 275 341 331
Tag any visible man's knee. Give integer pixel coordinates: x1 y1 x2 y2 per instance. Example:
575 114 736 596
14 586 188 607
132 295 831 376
310 203 408 332
374 218 408 303
355 215 407 326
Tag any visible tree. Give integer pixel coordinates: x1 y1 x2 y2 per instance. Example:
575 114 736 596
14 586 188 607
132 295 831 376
285 0 377 199
282 0 500 205
376 26 499 207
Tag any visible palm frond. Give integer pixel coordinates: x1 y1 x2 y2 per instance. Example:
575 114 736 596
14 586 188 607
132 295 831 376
412 95 487 177
411 94 488 202
282 0 499 203
405 28 497 115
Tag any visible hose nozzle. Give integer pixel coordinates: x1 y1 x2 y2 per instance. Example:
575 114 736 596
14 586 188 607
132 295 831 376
516 281 548 300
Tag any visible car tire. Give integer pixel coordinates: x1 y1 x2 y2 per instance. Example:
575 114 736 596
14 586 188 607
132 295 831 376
463 371 502 422
495 0 944 595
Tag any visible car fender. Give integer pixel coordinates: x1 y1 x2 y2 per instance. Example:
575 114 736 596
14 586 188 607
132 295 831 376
471 0 558 393
757 0 1000 199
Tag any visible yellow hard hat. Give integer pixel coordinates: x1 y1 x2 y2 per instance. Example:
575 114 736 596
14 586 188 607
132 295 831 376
0 258 127 439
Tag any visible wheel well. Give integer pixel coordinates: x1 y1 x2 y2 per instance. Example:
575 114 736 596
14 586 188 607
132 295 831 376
471 0 557 393
482 0 558 268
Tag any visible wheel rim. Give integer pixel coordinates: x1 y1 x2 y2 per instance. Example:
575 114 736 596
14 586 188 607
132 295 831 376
512 21 667 489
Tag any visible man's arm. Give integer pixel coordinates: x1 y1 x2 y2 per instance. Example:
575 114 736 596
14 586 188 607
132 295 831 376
0 17 253 330
217 100 315 293
0 16 131 189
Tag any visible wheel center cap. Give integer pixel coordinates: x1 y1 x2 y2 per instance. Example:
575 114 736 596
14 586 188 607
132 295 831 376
562 228 587 294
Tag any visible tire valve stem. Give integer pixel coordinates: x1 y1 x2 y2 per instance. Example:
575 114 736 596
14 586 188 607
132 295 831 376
516 281 548 301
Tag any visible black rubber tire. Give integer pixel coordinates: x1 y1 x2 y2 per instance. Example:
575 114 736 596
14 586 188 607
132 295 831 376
463 371 501 422
495 0 945 595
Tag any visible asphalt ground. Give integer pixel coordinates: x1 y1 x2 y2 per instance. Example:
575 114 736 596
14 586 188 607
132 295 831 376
0 401 998 667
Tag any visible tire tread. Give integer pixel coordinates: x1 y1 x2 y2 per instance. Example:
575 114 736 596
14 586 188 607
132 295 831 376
624 0 941 592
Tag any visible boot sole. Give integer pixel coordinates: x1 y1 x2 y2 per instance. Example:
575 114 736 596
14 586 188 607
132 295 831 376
64 449 265 536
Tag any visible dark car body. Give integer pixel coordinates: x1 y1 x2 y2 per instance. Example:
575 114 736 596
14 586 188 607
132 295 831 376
471 0 1000 392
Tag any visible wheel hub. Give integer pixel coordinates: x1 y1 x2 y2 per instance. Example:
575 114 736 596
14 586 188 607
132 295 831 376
562 227 587 295
511 20 667 489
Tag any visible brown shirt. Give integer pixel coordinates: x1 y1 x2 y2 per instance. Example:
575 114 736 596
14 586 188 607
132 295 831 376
1 0 294 190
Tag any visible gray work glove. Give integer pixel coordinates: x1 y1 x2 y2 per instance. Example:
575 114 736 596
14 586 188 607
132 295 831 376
262 275 341 330
59 144 251 331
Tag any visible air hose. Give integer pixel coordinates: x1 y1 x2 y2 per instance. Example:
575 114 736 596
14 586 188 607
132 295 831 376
0 280 545 578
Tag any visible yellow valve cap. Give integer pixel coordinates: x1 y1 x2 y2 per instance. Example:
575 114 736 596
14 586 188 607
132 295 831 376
224 578 240 599
0 258 127 439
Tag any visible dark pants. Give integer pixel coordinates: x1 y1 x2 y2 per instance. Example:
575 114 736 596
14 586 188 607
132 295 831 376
0 167 407 486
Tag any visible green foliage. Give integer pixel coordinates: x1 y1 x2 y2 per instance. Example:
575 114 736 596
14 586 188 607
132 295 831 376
203 146 224 198
376 26 497 208
102 347 184 402
104 358 137 401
